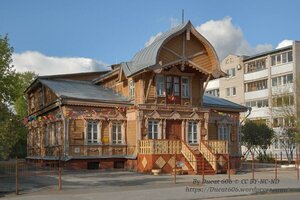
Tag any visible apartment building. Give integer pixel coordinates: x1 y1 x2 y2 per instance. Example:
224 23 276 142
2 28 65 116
206 41 300 160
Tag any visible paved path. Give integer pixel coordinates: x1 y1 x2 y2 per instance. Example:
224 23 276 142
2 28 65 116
1 169 300 199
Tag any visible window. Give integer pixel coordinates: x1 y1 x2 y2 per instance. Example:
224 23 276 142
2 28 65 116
87 121 98 144
156 75 165 96
50 123 55 146
245 79 267 92
272 74 293 87
244 59 266 73
129 80 135 99
173 77 180 96
206 89 219 97
226 68 236 77
181 77 190 98
273 95 294 107
218 124 229 140
226 87 236 97
112 122 122 144
188 121 198 144
273 118 284 127
274 138 279 149
271 51 293 66
166 76 172 95
45 125 49 146
148 120 158 139
57 122 61 145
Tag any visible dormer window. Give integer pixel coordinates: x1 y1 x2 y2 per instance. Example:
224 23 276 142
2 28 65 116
181 77 190 98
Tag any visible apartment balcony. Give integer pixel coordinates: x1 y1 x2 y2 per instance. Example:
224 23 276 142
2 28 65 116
248 107 270 119
244 69 268 81
271 63 293 76
245 89 268 100
272 83 294 95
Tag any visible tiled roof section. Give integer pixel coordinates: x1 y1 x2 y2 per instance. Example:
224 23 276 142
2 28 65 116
121 22 190 77
39 78 130 103
203 94 248 111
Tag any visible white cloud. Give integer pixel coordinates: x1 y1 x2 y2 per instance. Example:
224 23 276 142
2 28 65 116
276 39 293 49
144 32 162 47
12 51 109 76
195 17 273 60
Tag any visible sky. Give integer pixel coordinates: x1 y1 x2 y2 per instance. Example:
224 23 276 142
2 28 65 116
1 0 300 75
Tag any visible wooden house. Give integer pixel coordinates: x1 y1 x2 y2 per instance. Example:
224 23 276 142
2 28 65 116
25 21 247 174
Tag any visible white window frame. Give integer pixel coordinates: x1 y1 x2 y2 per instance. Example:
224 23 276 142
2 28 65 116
156 75 165 97
129 80 135 99
181 77 190 98
148 120 159 139
86 121 100 144
112 122 122 144
188 121 198 144
226 68 236 78
57 121 61 145
226 87 236 97
45 125 49 146
218 124 230 140
50 123 55 146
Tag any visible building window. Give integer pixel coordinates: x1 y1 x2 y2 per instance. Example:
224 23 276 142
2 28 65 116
57 122 61 145
173 77 180 96
156 75 165 96
30 95 35 110
148 120 158 139
226 68 236 77
244 58 266 73
129 80 135 99
181 77 190 98
245 99 269 108
272 74 293 87
271 51 293 66
112 122 122 144
274 138 279 149
245 79 267 92
166 76 172 95
206 89 219 97
218 124 229 140
188 121 198 144
226 87 236 97
87 121 98 144
45 125 49 146
50 123 55 146
272 95 294 107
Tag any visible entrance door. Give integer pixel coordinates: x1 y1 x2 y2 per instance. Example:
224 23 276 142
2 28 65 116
166 120 182 140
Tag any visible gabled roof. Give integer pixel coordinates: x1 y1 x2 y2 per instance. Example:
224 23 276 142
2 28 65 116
120 21 221 78
39 78 131 104
203 94 248 112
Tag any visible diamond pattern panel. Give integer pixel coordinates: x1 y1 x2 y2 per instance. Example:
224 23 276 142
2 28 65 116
167 156 175 168
218 155 226 167
142 156 148 168
155 156 166 169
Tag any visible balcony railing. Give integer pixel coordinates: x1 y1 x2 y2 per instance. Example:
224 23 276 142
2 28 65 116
202 140 228 154
139 140 181 154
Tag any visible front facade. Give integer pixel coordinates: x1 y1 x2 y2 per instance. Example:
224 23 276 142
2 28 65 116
206 41 300 160
25 21 247 174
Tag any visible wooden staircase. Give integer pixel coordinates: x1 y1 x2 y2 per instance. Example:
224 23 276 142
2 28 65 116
181 141 216 175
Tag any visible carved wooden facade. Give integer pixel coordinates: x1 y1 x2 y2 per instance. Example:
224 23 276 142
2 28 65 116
25 21 247 173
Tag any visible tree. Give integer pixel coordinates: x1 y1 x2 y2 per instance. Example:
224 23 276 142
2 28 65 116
0 35 35 160
241 120 274 160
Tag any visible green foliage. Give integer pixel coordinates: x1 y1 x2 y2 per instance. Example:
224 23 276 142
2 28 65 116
241 120 275 156
0 35 36 160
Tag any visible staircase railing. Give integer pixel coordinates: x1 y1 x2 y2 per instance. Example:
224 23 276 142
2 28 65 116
202 140 228 154
199 140 217 171
181 141 197 172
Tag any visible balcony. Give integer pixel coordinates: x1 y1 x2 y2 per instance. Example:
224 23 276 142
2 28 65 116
201 140 228 154
248 107 270 119
272 83 294 95
271 63 293 76
245 89 268 100
244 69 268 81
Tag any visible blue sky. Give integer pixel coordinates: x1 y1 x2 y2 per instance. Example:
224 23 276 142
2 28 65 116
1 0 300 75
